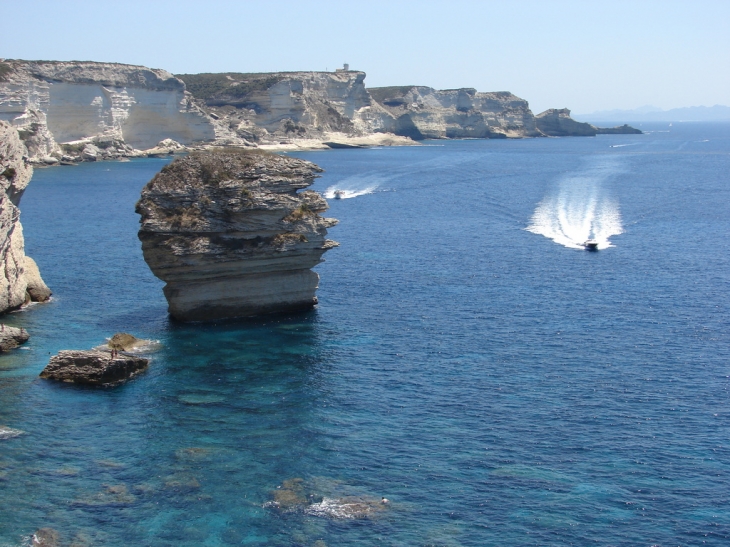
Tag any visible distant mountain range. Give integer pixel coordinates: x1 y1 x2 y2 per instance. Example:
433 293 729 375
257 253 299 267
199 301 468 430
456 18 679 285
573 105 730 123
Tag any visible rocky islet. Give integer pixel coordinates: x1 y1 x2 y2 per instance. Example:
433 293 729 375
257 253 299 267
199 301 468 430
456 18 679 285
39 349 149 386
136 148 338 321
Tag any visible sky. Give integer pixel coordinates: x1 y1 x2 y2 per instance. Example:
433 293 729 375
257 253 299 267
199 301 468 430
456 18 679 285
2 0 728 114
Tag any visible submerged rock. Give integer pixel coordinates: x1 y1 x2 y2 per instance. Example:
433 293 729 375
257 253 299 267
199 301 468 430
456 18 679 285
136 148 338 321
73 484 136 506
265 477 390 520
305 496 387 519
0 324 29 351
32 528 60 547
0 425 24 439
39 350 148 386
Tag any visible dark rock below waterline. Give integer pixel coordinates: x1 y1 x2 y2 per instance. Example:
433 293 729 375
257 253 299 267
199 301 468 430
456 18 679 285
0 324 29 351
39 350 148 386
32 528 59 547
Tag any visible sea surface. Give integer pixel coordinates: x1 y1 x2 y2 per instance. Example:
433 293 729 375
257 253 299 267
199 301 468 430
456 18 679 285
1 122 729 546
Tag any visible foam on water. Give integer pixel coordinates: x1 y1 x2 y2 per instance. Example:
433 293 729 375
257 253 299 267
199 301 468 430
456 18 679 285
527 157 624 249
0 426 24 440
324 174 382 199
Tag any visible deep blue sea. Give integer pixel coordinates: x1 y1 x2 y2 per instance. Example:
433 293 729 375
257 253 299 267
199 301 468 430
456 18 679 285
1 122 729 546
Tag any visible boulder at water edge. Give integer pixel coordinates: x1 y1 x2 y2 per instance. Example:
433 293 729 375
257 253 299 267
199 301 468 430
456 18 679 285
0 324 29 351
40 350 148 386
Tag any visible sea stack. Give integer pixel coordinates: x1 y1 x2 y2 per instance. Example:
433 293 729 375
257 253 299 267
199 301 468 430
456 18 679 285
136 149 338 321
0 121 51 312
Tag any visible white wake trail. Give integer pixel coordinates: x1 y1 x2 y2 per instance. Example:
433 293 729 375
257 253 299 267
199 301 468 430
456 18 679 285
324 173 384 200
527 159 624 249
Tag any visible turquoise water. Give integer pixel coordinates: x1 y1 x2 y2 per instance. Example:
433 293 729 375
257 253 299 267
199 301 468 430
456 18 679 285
1 123 729 546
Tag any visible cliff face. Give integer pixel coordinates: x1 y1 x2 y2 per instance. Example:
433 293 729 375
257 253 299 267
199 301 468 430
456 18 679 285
535 108 642 136
177 70 380 143
0 121 51 312
136 149 337 321
0 60 216 161
368 86 542 139
1 59 639 158
179 73 545 142
535 108 598 137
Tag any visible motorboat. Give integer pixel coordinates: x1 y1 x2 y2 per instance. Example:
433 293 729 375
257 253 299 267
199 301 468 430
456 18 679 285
333 190 345 200
583 239 599 251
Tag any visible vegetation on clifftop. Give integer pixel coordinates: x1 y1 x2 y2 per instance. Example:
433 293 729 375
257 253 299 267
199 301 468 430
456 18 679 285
176 73 284 102
0 63 13 82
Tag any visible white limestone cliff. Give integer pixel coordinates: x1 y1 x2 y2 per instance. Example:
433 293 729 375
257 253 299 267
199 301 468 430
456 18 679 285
1 59 636 162
179 70 381 143
368 86 541 139
0 121 51 312
0 60 216 162
180 71 543 144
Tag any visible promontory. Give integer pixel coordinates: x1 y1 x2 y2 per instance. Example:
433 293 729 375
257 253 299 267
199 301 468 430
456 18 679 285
136 149 337 321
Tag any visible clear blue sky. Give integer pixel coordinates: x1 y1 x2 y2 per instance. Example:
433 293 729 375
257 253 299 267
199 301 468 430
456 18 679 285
2 0 728 114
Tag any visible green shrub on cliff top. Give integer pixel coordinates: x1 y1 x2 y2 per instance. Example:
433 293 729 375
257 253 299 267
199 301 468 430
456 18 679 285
0 63 13 82
176 73 284 102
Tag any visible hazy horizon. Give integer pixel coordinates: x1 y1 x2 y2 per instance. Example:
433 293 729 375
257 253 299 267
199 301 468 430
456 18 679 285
3 0 728 114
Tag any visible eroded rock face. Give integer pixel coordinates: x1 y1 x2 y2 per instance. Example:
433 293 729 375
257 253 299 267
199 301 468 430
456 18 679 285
0 60 216 161
179 72 543 143
136 149 338 321
40 350 149 385
369 86 542 139
535 108 598 136
0 324 29 351
0 121 50 312
23 256 51 302
535 109 642 137
178 71 374 143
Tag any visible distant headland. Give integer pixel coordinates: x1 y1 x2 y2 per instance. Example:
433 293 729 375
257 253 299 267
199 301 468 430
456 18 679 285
574 104 730 123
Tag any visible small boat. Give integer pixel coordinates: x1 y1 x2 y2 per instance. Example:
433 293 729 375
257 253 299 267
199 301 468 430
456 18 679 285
583 239 599 251
333 190 345 200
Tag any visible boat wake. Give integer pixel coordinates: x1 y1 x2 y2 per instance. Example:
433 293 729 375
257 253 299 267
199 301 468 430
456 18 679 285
324 175 381 200
527 158 624 250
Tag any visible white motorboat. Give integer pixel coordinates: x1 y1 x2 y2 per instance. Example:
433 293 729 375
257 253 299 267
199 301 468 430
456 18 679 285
333 190 345 200
583 239 599 251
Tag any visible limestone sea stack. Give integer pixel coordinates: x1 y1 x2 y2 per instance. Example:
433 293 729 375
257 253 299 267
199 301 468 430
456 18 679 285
40 350 149 386
136 149 338 321
0 121 51 312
